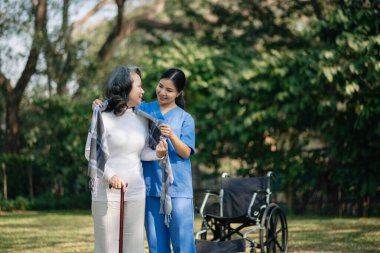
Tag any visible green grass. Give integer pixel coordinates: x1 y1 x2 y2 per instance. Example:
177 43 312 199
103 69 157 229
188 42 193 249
286 215 380 253
0 211 379 252
0 211 93 253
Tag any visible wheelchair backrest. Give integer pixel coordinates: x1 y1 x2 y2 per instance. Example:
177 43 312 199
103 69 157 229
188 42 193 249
221 176 270 218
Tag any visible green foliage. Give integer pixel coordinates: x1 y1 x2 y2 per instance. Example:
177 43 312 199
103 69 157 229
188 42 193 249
31 192 91 210
0 196 30 211
283 6 380 206
16 94 96 199
141 3 380 215
1 1 379 216
0 192 91 211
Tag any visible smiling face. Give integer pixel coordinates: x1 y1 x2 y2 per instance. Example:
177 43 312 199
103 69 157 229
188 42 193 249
156 78 179 107
127 72 144 107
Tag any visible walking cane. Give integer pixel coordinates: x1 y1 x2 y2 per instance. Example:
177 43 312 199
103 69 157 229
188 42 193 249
119 182 128 253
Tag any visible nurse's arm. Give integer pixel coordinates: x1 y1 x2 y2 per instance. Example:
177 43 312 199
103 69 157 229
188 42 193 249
168 134 191 159
160 124 191 159
160 124 191 158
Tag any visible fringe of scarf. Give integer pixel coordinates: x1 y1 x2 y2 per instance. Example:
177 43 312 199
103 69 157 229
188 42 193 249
158 153 174 227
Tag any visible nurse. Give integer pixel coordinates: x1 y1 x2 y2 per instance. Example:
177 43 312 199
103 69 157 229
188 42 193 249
140 68 196 253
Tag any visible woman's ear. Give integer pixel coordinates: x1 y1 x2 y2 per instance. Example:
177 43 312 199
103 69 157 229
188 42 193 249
176 91 183 98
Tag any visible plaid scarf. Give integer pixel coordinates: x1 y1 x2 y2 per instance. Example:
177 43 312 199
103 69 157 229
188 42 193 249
85 103 174 227
86 103 109 196
134 108 174 227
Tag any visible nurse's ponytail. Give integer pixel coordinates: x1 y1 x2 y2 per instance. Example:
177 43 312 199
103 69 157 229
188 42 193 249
175 92 185 109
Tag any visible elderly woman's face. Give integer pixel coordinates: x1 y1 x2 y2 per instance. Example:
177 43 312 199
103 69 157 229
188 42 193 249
127 72 144 107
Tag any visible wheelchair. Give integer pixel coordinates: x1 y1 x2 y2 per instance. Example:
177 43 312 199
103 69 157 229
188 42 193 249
195 172 288 253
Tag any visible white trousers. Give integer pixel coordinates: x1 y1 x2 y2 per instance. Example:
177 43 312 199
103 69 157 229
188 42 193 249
92 199 145 253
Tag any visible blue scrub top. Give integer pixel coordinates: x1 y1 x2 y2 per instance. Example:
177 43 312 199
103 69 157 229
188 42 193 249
138 101 195 198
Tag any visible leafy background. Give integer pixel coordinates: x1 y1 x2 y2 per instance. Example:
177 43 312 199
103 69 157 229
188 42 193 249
0 0 379 216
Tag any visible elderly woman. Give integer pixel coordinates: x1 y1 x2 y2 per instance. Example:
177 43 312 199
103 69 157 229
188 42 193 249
92 68 196 253
85 65 167 253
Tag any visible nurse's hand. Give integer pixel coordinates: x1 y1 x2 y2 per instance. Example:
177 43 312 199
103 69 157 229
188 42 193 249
155 140 168 159
159 124 174 139
109 175 128 192
92 99 103 110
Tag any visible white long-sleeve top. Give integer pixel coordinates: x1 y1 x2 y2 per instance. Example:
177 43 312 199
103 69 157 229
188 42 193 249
86 108 157 202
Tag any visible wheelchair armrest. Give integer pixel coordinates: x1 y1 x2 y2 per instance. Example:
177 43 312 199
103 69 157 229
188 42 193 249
199 190 221 217
195 229 207 240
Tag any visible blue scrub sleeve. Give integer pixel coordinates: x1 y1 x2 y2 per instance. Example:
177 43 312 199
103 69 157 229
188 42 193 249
180 114 195 155
136 101 147 111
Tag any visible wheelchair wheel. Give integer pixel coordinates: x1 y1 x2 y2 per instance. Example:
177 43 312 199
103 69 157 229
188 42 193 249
259 203 288 253
200 218 224 241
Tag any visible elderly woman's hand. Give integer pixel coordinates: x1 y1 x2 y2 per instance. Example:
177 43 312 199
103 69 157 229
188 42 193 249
109 175 128 192
92 99 103 110
155 140 168 159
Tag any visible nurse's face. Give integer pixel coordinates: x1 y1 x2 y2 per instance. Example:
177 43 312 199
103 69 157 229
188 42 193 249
127 72 144 107
156 78 179 106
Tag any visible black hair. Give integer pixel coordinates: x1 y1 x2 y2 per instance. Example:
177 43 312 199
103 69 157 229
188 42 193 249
104 65 141 116
159 68 186 109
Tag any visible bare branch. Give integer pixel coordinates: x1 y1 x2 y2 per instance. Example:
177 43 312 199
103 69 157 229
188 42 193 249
14 0 47 102
98 0 127 58
72 0 113 30
98 0 166 59
144 0 165 19
120 1 167 39
57 0 72 95
136 19 174 30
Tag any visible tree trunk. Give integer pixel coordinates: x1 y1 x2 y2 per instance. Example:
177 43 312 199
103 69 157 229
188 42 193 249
1 162 7 200
27 166 34 199
2 96 21 200
338 188 343 217
192 164 201 190
0 0 47 200
73 0 167 98
97 0 127 59
3 0 47 152
214 166 219 189
5 95 21 153
287 182 293 213
363 196 370 217
311 0 322 19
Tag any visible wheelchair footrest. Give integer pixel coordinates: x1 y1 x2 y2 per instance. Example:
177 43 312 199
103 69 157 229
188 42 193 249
195 238 246 253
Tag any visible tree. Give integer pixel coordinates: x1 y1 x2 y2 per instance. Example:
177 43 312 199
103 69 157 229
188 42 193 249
0 0 47 199
0 0 167 200
138 0 380 215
